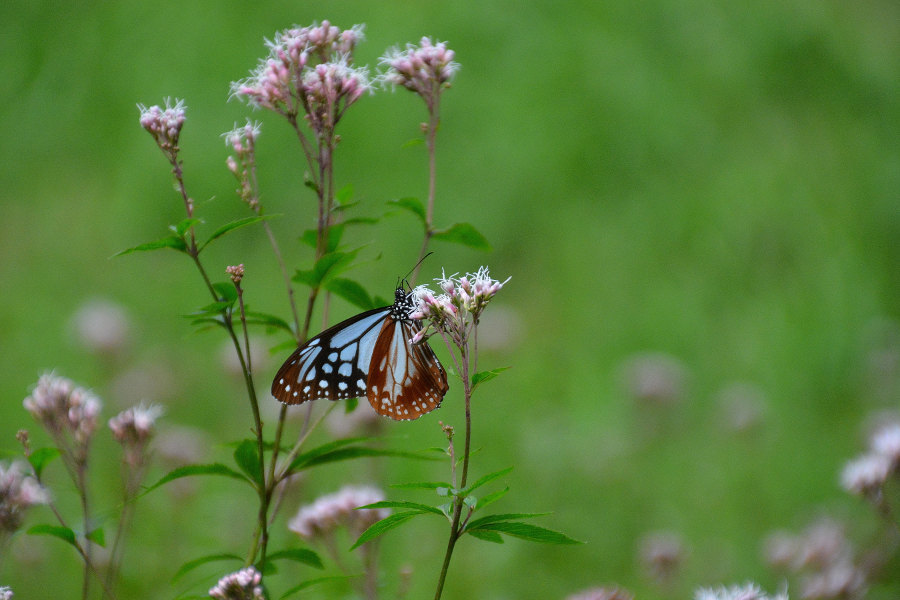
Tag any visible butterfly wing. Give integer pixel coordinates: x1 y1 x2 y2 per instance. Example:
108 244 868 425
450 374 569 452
367 317 449 420
271 306 391 404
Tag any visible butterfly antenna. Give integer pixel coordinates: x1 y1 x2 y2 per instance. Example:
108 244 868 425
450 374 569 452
404 252 433 287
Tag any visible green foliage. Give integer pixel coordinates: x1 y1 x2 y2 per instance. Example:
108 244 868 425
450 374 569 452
349 511 427 550
143 463 251 495
27 524 77 548
27 447 60 479
261 548 324 571
430 222 492 252
464 520 581 545
323 277 377 310
232 439 263 485
278 576 355 600
199 215 276 252
471 367 510 392
171 553 244 582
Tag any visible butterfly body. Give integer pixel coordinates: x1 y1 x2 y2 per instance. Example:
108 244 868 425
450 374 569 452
271 287 448 420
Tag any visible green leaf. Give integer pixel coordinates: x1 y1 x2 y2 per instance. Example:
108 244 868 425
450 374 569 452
86 527 106 547
431 222 492 251
388 197 426 225
173 217 204 236
299 225 344 253
324 278 376 310
143 463 250 496
465 512 550 530
335 184 354 205
293 249 360 288
475 486 509 510
233 440 263 485
401 138 425 149
466 529 504 543
344 397 359 413
296 447 429 471
287 437 373 472
200 215 276 252
171 553 243 582
244 311 293 335
349 512 425 550
461 466 513 496
264 548 324 570
114 235 187 257
390 481 452 490
28 447 61 479
27 524 77 548
279 576 354 600
468 521 582 545
213 282 238 303
357 501 444 516
471 367 511 392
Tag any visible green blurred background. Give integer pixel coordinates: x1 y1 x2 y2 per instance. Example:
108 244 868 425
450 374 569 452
1 1 898 598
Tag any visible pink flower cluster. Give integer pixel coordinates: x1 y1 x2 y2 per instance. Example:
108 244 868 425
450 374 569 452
224 122 261 209
287 485 389 542
208 566 264 600
24 373 101 448
841 421 900 498
0 461 49 533
694 583 788 600
231 21 370 121
138 99 186 156
410 267 509 347
108 404 162 464
381 37 459 105
764 518 865 599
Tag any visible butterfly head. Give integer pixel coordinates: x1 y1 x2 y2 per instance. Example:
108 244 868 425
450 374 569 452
390 284 417 322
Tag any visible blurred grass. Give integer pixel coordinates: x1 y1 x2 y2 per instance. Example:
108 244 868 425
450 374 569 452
1 0 899 598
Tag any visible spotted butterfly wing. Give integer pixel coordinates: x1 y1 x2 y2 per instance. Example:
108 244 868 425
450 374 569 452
271 286 448 420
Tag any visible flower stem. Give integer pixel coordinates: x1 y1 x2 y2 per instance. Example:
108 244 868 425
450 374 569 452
433 345 473 600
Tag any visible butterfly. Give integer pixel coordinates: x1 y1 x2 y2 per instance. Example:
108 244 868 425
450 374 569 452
271 285 449 420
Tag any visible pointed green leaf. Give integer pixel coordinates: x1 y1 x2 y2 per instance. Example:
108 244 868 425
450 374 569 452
173 217 204 237
349 511 425 550
390 481 452 490
233 440 263 485
357 501 443 516
279 576 355 600
335 184 354 205
324 278 376 310
344 397 359 413
388 197 426 224
264 548 324 570
114 235 187 257
200 215 276 252
287 437 373 472
171 553 243 582
468 521 582 544
471 367 511 392
431 222 492 251
28 447 61 479
461 466 513 496
213 282 238 303
143 463 250 496
244 311 293 335
465 512 550 530
86 527 106 547
296 447 432 471
466 529 504 543
401 138 425 149
475 486 510 511
293 249 360 288
299 225 344 252
27 524 77 548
